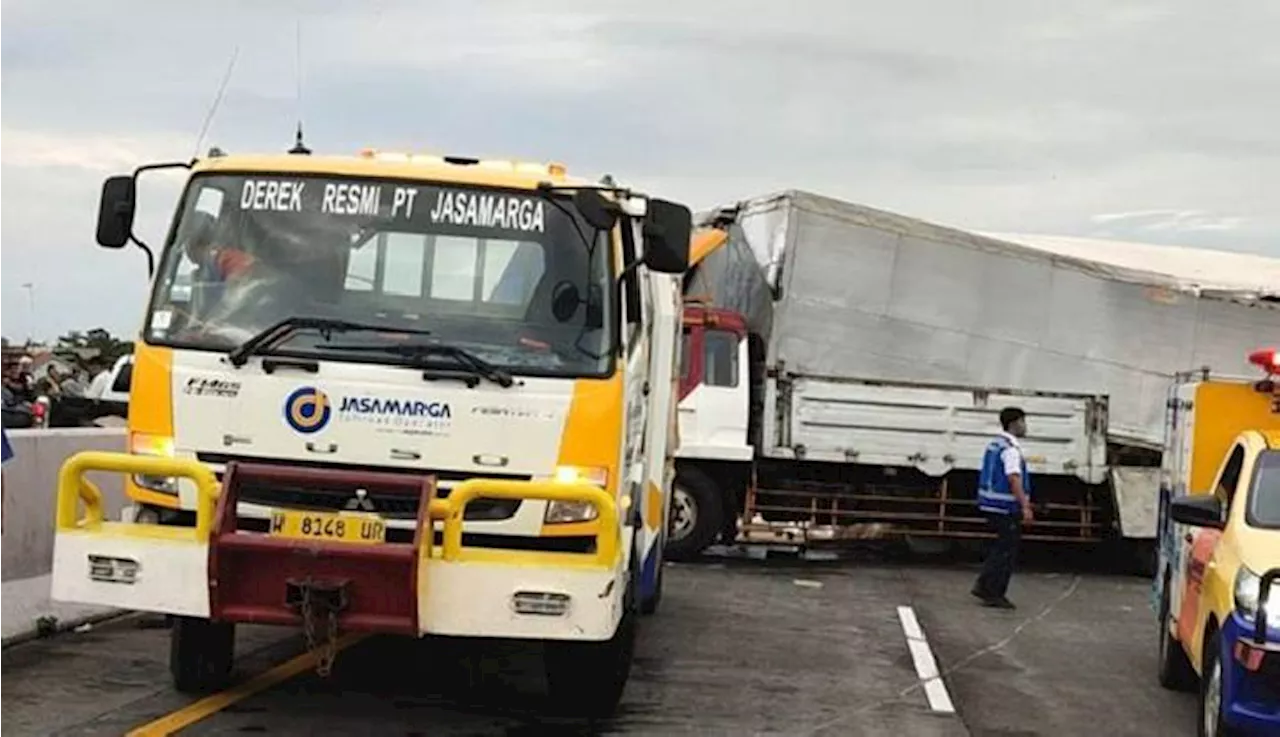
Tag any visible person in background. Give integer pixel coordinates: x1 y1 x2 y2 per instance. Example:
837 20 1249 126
84 358 112 399
16 357 36 400
58 366 86 397
971 406 1034 610
2 426 13 534
4 361 34 403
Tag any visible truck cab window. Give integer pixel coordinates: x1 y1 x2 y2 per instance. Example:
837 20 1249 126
1216 444 1246 514
1248 449 1280 528
110 360 133 394
704 330 739 388
148 174 616 378
620 223 643 353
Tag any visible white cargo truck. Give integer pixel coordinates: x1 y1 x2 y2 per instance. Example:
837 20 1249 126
667 191 1280 571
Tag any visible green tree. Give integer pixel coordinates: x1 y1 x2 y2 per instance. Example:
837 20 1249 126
55 328 133 364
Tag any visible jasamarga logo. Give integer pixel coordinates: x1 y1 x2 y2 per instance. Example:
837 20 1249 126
337 395 453 430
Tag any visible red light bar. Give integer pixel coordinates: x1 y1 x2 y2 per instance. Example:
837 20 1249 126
1248 348 1280 373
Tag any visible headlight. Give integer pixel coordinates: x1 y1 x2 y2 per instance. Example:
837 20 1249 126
542 465 608 524
1234 567 1277 622
129 432 178 494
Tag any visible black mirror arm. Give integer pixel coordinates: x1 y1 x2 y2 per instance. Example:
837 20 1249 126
129 235 156 278
118 160 193 278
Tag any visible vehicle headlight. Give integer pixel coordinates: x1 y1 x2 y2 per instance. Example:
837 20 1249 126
1233 567 1277 622
542 465 608 524
129 432 178 494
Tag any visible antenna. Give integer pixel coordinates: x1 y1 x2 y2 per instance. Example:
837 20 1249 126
288 19 312 155
192 45 240 159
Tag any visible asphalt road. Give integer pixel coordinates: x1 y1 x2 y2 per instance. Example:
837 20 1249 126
1 554 1199 737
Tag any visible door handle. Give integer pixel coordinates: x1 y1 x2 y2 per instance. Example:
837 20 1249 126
305 442 338 454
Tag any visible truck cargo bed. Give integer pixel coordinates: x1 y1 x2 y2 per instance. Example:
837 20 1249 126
763 371 1107 483
736 372 1115 544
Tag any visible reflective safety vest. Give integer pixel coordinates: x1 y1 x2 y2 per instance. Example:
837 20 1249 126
977 435 1032 516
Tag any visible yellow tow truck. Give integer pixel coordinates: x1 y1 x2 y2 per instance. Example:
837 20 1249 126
1155 348 1280 736
50 142 692 718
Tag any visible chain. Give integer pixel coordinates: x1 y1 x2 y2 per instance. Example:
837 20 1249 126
297 585 340 678
300 588 318 653
318 606 338 677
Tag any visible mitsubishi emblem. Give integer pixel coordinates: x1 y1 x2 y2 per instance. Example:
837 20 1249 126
345 488 377 512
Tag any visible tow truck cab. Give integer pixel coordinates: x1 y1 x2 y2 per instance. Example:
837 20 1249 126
1156 348 1280 735
50 148 692 718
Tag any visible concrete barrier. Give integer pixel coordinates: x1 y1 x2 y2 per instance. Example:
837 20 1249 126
2 428 128 643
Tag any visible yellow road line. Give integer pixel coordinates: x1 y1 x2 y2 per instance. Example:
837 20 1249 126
126 633 367 737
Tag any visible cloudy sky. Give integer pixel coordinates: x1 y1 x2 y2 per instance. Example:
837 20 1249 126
3 0 1278 341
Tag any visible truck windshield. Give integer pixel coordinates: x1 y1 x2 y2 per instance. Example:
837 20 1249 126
144 173 615 378
1248 449 1280 528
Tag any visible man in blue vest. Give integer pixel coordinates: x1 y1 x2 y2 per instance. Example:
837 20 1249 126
971 407 1033 609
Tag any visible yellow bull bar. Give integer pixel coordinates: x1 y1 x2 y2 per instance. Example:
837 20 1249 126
438 479 620 567
56 451 220 538
56 452 620 567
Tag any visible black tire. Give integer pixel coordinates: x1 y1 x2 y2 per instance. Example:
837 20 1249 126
665 466 724 561
170 616 235 693
1198 627 1243 737
545 610 637 720
1157 580 1197 692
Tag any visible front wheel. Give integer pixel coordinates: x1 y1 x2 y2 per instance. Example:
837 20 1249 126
665 467 724 561
170 616 235 693
545 610 637 719
1198 629 1242 737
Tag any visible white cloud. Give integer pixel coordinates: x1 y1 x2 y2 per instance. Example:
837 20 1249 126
1 128 191 172
2 0 1279 341
1091 208 1247 233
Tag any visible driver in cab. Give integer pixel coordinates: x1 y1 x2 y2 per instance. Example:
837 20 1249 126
182 211 257 287
171 211 311 344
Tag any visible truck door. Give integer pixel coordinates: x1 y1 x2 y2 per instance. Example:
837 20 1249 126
1176 443 1246 649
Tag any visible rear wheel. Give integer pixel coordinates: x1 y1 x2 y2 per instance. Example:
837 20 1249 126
545 609 637 719
1157 581 1197 692
665 467 724 561
170 616 235 693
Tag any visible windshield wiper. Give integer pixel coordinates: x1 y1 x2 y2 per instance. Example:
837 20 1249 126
226 317 432 368
326 342 515 388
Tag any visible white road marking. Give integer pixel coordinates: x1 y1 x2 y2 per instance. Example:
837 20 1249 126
897 605 956 713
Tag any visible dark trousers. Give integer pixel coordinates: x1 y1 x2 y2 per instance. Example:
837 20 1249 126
974 512 1021 599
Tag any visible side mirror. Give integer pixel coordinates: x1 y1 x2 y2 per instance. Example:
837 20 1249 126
96 175 137 249
573 189 618 231
550 281 581 323
1170 495 1225 529
642 198 692 275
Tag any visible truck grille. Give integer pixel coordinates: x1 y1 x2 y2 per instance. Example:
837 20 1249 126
196 453 530 521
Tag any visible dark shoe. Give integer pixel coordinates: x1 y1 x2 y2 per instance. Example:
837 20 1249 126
970 586 988 600
981 596 1016 610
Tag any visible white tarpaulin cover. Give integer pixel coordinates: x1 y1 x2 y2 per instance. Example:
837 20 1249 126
703 190 1280 449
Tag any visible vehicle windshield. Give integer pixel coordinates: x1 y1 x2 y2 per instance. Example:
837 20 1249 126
145 173 615 378
1248 449 1280 528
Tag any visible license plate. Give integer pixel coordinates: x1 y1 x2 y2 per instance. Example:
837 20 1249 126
267 509 386 544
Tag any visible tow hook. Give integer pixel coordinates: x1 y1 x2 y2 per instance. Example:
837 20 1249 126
286 578 349 677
